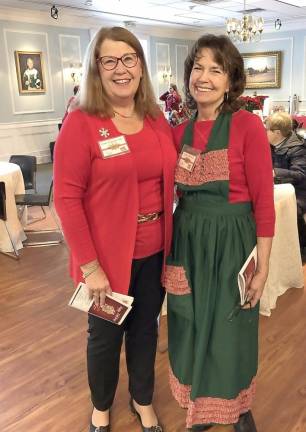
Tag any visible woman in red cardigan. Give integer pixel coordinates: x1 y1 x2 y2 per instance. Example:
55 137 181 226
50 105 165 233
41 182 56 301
54 27 176 432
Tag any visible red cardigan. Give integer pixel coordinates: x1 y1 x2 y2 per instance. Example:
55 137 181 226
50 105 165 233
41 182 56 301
54 109 177 294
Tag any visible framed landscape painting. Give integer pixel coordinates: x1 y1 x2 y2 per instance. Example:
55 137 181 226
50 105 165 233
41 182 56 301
15 50 46 94
242 51 281 89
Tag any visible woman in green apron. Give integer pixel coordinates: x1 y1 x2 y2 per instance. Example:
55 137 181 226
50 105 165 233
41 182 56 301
163 35 275 432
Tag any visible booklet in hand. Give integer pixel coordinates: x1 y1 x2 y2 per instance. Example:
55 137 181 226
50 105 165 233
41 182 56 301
237 246 257 306
68 282 134 325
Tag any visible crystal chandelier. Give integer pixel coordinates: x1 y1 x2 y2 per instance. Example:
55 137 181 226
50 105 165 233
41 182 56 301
226 0 264 43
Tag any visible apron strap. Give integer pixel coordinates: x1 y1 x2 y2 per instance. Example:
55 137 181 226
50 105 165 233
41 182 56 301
179 112 232 153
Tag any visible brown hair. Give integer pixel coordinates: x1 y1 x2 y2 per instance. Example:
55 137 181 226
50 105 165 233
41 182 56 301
265 112 293 137
170 83 179 93
79 26 160 118
73 85 80 95
184 34 246 113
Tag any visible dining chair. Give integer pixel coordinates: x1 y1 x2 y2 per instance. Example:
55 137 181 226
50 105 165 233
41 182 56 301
9 155 37 192
49 141 55 163
14 181 63 247
0 181 19 259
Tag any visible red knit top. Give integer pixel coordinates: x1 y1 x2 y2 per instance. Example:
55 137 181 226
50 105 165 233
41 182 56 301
173 110 275 237
120 118 164 258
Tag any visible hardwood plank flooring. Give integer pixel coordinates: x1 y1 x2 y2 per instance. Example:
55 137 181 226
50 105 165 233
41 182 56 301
0 244 305 432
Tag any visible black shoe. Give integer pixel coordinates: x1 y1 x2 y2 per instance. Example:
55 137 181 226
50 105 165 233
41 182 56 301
234 411 257 432
129 398 163 432
89 421 110 432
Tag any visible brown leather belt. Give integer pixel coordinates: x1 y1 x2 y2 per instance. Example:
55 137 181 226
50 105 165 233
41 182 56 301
137 211 163 224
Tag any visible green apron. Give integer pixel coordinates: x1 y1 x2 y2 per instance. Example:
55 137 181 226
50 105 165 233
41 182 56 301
164 113 259 428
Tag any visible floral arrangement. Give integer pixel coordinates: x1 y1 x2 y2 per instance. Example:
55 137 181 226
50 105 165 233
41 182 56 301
239 95 268 112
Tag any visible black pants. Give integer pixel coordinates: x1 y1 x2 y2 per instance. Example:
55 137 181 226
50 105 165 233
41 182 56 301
87 251 165 411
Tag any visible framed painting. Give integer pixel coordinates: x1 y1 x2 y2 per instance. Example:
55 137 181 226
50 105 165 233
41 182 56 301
242 51 281 89
15 50 46 94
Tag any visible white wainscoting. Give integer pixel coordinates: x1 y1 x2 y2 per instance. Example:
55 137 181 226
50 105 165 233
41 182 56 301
0 120 61 163
4 29 55 115
175 44 188 95
156 42 170 98
59 34 82 108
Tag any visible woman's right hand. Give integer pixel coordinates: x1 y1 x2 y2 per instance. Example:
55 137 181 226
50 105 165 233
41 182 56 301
85 267 112 307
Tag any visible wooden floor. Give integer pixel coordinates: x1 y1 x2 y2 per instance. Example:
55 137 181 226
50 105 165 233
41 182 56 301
0 242 305 432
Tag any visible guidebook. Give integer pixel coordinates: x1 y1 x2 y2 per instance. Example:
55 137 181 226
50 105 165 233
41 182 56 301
237 246 257 306
68 282 134 325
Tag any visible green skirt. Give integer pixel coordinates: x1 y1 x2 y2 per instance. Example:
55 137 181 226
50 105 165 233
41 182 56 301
164 198 259 427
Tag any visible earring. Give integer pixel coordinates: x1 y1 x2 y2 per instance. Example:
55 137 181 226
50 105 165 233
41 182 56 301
224 92 229 102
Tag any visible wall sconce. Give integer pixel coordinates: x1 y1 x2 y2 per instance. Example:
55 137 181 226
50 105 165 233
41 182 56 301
51 4 59 20
162 66 172 82
275 19 282 30
70 63 82 84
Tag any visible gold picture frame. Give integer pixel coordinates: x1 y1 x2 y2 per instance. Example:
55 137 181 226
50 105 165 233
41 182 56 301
242 51 281 89
15 50 46 94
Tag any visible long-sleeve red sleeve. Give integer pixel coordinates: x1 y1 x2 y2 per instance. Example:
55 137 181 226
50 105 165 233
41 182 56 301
54 111 98 266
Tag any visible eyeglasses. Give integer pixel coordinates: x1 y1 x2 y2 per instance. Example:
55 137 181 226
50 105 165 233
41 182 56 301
96 53 138 71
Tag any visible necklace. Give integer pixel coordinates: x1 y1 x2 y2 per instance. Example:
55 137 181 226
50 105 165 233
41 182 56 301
113 109 136 119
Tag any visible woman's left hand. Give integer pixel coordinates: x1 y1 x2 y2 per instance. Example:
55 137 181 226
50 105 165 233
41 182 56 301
243 270 268 308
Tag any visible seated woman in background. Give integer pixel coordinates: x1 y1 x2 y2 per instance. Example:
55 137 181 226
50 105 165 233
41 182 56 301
266 111 306 252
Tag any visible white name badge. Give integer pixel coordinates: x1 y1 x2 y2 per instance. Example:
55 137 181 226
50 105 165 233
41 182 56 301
178 144 200 172
98 135 130 159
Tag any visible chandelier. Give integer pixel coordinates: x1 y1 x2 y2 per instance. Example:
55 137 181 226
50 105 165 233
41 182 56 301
226 0 264 43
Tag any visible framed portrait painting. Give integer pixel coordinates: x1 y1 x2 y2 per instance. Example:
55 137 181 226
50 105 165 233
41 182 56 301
242 51 281 89
15 51 46 94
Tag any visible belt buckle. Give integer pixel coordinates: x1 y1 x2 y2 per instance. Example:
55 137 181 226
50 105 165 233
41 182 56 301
150 213 158 222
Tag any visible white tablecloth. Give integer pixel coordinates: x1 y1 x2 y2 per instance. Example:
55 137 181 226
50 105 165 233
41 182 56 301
260 183 304 316
0 162 27 253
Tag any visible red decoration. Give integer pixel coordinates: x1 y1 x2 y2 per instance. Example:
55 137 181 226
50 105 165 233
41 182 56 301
239 95 268 112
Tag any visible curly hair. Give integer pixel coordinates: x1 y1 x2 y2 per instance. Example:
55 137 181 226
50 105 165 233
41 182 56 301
184 34 246 113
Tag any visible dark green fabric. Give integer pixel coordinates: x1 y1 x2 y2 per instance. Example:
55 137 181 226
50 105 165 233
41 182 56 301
167 112 258 404
180 112 232 152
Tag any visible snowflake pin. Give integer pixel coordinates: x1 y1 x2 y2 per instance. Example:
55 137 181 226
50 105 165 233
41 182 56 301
99 128 110 138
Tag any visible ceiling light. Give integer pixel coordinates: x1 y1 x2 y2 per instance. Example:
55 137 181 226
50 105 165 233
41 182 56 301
226 0 264 43
123 20 136 28
275 18 282 30
50 4 59 20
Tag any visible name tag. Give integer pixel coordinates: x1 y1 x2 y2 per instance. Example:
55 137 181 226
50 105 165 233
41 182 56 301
178 144 200 172
98 136 130 159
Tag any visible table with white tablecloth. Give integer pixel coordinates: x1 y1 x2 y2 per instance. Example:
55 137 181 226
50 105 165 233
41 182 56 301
260 183 304 316
0 161 27 253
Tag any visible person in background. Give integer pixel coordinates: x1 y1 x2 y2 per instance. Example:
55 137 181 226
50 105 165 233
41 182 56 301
266 111 306 252
159 83 182 123
170 102 194 126
163 34 275 432
62 84 80 123
54 26 176 432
